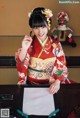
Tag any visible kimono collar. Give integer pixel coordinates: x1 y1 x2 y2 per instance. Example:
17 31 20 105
37 36 48 47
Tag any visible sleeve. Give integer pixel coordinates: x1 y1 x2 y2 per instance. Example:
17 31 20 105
15 48 30 84
52 42 69 83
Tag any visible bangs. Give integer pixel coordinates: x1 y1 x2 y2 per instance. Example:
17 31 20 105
29 14 47 28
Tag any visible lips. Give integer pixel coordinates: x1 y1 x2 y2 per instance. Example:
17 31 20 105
38 34 44 37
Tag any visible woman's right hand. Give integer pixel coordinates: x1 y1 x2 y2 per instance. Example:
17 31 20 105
19 35 32 61
22 35 32 50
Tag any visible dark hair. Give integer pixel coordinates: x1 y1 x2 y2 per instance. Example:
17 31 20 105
29 7 52 28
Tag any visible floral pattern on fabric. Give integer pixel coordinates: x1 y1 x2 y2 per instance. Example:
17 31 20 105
15 37 69 84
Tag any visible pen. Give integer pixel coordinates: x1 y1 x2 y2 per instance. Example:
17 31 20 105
48 108 60 118
17 109 28 118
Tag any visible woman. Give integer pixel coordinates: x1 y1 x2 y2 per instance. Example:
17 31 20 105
15 7 69 94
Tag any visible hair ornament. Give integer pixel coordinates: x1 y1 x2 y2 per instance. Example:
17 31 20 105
28 10 33 18
42 9 53 18
42 9 53 30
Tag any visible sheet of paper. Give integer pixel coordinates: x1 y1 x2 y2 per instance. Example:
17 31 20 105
22 88 55 115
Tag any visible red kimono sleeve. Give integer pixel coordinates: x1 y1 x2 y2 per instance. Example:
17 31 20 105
15 48 30 84
52 42 69 83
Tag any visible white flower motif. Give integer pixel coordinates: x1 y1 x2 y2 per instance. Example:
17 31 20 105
28 12 31 18
28 10 33 18
42 9 53 18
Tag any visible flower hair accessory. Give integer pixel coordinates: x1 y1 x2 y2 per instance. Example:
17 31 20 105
28 10 33 18
42 9 53 30
42 9 53 19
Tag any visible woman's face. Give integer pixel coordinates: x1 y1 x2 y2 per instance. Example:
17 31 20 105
32 26 48 41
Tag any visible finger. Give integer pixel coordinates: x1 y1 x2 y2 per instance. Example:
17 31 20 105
24 35 29 38
50 87 59 94
50 85 59 94
24 35 32 40
23 37 32 43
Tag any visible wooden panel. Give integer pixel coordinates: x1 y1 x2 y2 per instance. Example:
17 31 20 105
0 0 80 35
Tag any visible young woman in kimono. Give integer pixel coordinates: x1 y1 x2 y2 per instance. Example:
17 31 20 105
15 7 69 94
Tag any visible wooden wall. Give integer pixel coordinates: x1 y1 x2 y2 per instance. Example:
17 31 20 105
0 0 80 36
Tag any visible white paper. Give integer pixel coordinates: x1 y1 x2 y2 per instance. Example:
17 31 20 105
22 88 55 115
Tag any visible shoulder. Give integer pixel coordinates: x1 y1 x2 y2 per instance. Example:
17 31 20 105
49 36 61 47
49 36 59 44
49 36 63 49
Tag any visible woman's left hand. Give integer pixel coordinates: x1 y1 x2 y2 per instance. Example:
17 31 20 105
49 79 60 94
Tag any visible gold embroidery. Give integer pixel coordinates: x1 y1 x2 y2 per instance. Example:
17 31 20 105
28 57 56 80
37 37 48 58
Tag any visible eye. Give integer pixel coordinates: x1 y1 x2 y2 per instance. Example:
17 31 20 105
34 27 38 29
42 26 46 28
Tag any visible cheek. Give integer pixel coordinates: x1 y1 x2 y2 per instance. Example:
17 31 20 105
44 27 48 32
33 30 38 35
44 29 48 34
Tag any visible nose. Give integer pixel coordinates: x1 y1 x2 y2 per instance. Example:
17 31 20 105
38 27 43 34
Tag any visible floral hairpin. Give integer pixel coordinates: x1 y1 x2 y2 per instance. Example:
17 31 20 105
42 9 53 30
42 9 53 18
28 10 33 18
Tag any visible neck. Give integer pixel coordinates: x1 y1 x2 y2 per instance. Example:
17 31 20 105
38 36 48 42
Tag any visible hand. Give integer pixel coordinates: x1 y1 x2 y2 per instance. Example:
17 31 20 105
49 79 60 94
17 78 26 85
22 35 32 50
19 35 32 61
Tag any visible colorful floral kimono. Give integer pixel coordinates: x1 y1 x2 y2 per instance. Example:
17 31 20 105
15 36 69 85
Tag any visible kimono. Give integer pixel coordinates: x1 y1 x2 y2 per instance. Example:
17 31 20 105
15 36 69 85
